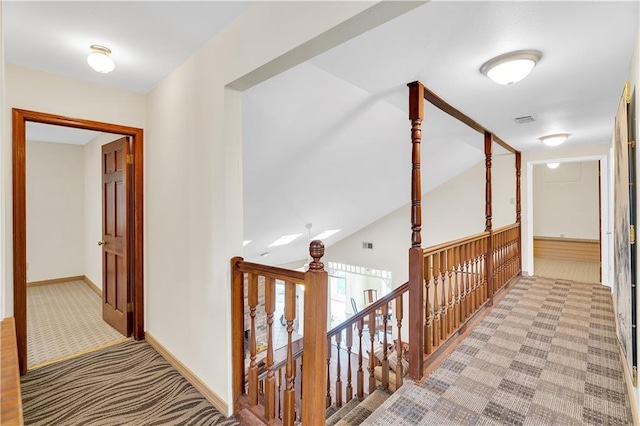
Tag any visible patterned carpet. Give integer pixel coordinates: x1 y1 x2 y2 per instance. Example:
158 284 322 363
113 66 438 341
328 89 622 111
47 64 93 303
21 339 239 425
27 280 125 367
365 276 633 425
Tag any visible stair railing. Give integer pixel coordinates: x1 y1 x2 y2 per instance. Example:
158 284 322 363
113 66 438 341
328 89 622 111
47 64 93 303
325 281 409 408
231 240 328 426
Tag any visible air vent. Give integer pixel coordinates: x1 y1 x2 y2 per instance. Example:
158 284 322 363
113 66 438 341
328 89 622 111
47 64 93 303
362 242 373 250
514 115 535 124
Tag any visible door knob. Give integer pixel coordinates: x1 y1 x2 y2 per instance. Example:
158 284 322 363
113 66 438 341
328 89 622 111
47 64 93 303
98 241 106 246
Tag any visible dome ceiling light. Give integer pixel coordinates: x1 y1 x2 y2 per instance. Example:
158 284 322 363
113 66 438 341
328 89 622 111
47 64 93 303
87 45 115 74
547 162 560 169
480 50 542 85
540 133 570 147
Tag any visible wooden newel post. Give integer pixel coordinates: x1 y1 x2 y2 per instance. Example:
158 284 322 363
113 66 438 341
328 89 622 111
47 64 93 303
484 132 494 306
302 240 328 426
515 152 522 273
230 256 245 408
408 81 425 381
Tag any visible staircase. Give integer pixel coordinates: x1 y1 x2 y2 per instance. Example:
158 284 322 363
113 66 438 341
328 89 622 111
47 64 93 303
325 388 391 426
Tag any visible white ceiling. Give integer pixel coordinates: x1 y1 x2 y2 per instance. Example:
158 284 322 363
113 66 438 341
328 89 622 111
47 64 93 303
26 122 101 145
242 1 638 265
3 2 638 267
3 1 251 93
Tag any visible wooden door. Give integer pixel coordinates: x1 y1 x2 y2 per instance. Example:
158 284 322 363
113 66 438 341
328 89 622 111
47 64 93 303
101 138 131 336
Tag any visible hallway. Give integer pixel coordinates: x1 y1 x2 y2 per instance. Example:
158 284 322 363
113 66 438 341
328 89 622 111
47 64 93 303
365 275 633 425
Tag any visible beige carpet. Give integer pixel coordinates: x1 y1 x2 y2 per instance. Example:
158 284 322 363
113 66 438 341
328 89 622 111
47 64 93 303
27 280 126 368
534 257 600 283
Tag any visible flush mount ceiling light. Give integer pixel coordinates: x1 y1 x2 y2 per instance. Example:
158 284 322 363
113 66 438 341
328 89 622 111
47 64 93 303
87 45 115 74
539 133 570 147
480 50 542 85
547 162 560 169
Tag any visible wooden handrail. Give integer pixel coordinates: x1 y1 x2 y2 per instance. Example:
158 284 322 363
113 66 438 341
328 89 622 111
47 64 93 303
234 260 306 283
327 282 409 338
423 231 489 256
493 223 520 234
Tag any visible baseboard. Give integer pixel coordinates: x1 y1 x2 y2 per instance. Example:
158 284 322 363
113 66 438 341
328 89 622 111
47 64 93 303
82 275 102 297
618 340 639 425
27 275 84 287
145 332 229 417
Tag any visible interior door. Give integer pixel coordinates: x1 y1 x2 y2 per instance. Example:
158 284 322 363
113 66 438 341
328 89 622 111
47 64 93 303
101 137 131 336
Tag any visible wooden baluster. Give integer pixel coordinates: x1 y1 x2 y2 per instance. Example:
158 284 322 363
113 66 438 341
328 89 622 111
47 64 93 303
264 277 276 420
395 295 404 389
278 368 282 419
473 241 480 310
381 304 390 390
424 255 433 355
283 281 296 426
248 273 259 406
357 319 364 398
335 331 343 408
346 325 353 403
368 312 376 394
447 248 454 334
440 251 447 341
453 246 461 329
474 240 482 307
481 239 488 304
326 340 332 408
432 253 441 349
299 357 303 420
460 244 468 323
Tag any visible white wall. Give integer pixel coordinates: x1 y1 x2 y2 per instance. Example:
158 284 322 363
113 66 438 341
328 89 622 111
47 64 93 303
325 154 517 287
83 133 123 289
533 161 599 240
26 141 84 282
2 64 146 315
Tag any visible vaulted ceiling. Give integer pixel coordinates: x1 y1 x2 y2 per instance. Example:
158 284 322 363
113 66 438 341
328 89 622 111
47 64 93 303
4 2 638 266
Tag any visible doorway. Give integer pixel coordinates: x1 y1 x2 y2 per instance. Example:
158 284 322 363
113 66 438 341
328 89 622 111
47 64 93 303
13 109 144 374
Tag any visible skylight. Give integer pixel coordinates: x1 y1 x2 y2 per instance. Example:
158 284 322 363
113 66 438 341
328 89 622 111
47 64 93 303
268 233 303 247
312 229 341 240
243 240 251 247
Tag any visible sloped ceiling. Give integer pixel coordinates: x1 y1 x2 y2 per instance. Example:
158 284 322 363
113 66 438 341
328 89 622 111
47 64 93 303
242 1 639 265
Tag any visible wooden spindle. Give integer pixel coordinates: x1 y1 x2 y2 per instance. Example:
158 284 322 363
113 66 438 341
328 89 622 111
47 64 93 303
278 368 282 419
424 255 433 355
447 248 454 335
440 251 447 341
460 244 468 323
432 252 440 349
357 319 364 398
395 295 404 389
346 325 353 403
453 246 461 329
326 338 332 408
248 273 259 406
368 312 376 394
283 281 296 426
264 277 276 420
381 304 390 390
335 331 343 407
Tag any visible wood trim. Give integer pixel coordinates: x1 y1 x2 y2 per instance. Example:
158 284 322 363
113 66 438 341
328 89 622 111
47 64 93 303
421 86 516 154
82 275 102 297
533 237 600 261
145 332 229 417
235 260 306 283
12 108 144 374
27 275 84 287
1 318 23 425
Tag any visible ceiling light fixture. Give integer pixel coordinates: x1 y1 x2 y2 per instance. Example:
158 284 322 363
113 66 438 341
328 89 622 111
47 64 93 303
539 133 570 147
547 162 560 169
480 50 542 85
268 233 303 247
312 229 341 240
87 45 115 74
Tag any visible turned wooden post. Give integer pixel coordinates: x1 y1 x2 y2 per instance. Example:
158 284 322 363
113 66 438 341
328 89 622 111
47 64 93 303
484 132 494 306
231 257 245 406
408 81 425 381
301 241 328 426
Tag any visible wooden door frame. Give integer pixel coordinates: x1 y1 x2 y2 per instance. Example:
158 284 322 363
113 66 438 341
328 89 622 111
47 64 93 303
12 108 144 374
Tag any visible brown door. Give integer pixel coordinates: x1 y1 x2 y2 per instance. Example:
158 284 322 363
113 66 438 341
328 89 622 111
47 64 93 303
101 137 131 336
